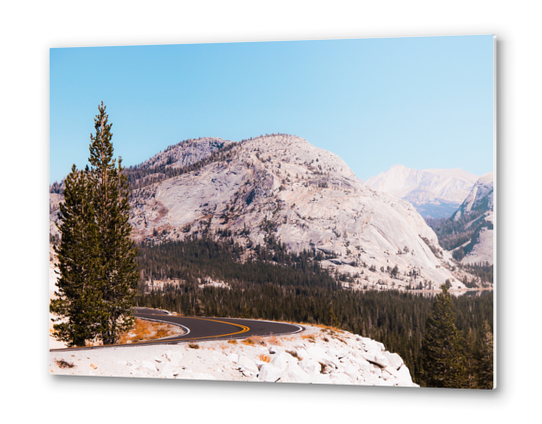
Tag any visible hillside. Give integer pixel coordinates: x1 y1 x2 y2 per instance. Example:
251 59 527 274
51 134 483 291
126 134 472 290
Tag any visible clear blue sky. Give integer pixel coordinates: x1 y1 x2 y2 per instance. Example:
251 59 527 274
50 35 494 184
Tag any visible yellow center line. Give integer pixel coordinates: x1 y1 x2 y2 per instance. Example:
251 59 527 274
132 316 251 344
53 316 251 350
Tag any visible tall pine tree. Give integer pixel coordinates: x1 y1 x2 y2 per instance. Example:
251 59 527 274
420 284 467 388
87 102 139 345
50 102 139 346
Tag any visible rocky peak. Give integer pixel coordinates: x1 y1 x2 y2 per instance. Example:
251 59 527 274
125 134 474 291
138 137 233 170
452 172 493 221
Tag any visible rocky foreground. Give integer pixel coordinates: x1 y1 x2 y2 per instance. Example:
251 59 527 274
50 322 418 387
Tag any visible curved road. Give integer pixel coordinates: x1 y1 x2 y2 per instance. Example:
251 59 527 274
50 308 304 351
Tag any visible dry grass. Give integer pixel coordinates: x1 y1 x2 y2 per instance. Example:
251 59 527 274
267 336 281 345
228 339 238 344
188 343 200 349
118 319 181 344
259 354 271 363
302 334 316 343
252 336 267 346
241 336 267 346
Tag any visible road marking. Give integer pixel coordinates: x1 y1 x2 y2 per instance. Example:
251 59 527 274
129 316 251 344
50 314 302 351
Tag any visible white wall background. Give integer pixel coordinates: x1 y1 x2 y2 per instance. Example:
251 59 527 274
2 1 539 422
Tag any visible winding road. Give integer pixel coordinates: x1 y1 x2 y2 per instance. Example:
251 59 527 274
49 308 304 351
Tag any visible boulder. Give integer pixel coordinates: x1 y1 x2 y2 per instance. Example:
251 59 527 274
284 362 311 383
383 351 404 370
258 364 283 382
270 351 296 372
237 354 259 376
299 358 321 376
361 352 389 368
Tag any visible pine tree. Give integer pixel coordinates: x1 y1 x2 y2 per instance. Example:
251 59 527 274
50 102 139 346
328 307 340 328
420 284 467 388
463 327 479 389
87 102 139 345
50 166 103 347
476 320 494 389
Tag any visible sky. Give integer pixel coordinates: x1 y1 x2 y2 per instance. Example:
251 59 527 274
50 35 494 184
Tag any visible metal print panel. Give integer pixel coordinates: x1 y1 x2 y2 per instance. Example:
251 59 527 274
49 35 495 389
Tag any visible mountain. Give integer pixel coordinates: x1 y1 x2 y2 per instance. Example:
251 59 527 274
452 172 494 221
425 172 494 268
51 134 481 291
364 164 479 219
451 172 494 265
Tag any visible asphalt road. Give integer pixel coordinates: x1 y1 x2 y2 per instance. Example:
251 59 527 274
49 308 304 351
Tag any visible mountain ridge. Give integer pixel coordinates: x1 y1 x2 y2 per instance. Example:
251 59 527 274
51 134 486 291
364 164 479 218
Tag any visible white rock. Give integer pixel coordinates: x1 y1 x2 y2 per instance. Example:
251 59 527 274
141 361 158 372
383 351 404 370
361 352 389 368
237 354 259 376
284 362 311 383
342 362 362 383
394 365 416 386
270 352 296 372
258 364 283 383
299 358 321 376
330 372 354 385
306 345 330 363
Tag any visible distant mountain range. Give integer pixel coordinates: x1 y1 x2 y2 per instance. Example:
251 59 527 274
51 135 490 291
364 164 479 219
364 165 494 267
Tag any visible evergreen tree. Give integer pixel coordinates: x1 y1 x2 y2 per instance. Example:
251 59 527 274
328 307 340 328
476 320 494 389
50 166 102 347
463 327 479 389
50 102 139 346
87 102 139 345
420 284 467 388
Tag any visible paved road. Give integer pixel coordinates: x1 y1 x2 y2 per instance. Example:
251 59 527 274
49 308 304 351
